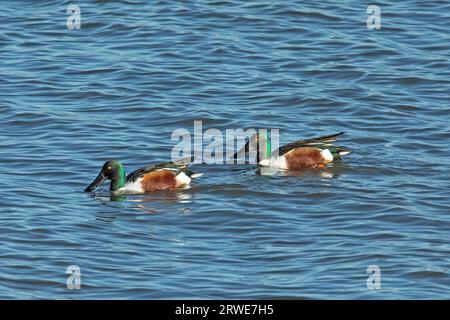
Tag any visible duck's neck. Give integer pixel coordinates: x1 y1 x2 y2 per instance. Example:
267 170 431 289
265 135 272 159
257 134 272 162
110 165 126 191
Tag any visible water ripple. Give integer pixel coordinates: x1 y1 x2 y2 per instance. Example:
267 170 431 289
0 0 449 299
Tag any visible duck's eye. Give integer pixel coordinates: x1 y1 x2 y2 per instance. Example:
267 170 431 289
107 167 112 170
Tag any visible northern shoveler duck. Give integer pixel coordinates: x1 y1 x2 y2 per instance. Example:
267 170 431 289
233 132 351 169
84 160 201 194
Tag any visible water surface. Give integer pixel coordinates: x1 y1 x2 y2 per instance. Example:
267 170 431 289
1 0 449 299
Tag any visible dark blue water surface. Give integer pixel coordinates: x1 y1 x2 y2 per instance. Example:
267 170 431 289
1 1 450 299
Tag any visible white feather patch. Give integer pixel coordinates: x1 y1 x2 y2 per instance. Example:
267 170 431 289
175 172 191 186
259 156 288 169
117 178 144 194
321 149 334 162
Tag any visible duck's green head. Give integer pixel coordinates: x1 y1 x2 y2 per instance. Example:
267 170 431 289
84 160 126 192
232 131 272 163
257 131 272 161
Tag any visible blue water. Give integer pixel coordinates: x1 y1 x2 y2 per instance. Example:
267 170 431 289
1 0 450 299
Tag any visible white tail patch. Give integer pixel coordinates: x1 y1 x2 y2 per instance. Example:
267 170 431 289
190 173 203 179
175 172 192 186
321 149 334 162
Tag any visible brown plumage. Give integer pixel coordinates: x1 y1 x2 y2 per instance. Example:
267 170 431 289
284 147 326 169
140 170 178 192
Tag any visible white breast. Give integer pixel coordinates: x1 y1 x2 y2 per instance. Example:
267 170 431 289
259 156 288 169
117 178 144 194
